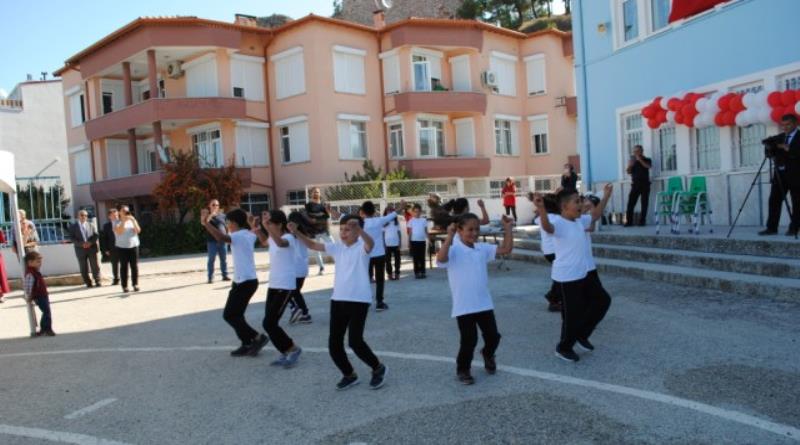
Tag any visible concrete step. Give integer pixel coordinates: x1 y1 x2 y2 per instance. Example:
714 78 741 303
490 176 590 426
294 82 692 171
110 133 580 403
508 249 800 301
511 238 800 280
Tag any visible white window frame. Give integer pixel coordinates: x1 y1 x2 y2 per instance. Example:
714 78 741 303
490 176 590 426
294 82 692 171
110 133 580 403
778 70 800 91
273 46 306 100
235 121 270 167
622 112 644 159
448 55 472 92
286 190 307 206
333 45 367 95
654 125 677 174
189 124 224 168
276 115 310 165
524 54 547 96
494 114 521 156
453 117 476 158
735 124 766 170
67 88 86 128
240 192 271 214
387 121 405 159
411 48 444 93
380 49 401 95
693 126 721 172
489 51 518 97
230 54 266 101
528 114 549 155
184 53 219 98
71 145 92 185
416 115 447 158
337 114 369 160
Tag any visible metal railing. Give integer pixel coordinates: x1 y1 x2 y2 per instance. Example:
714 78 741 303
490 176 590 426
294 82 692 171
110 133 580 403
0 176 71 246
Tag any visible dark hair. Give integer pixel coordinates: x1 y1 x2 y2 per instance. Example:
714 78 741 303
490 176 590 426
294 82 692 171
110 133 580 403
24 251 42 264
340 213 364 228
288 211 314 236
452 198 469 215
455 212 480 228
556 189 579 209
412 203 422 211
543 193 560 214
585 194 601 206
107 208 118 215
382 207 398 226
782 114 798 124
225 208 248 229
268 210 289 233
361 200 376 216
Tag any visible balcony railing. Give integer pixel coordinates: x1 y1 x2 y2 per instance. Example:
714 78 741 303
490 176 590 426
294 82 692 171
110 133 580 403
398 156 491 178
89 167 253 201
393 91 487 114
0 99 23 110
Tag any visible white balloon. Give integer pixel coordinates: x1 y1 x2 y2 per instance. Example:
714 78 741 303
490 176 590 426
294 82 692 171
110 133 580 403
735 112 748 127
759 107 772 124
666 111 676 123
707 98 721 114
756 91 769 108
696 97 708 113
742 92 756 109
660 97 669 110
795 101 800 115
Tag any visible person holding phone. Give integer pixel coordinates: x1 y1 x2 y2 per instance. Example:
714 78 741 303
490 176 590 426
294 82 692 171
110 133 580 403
114 205 142 292
625 145 652 227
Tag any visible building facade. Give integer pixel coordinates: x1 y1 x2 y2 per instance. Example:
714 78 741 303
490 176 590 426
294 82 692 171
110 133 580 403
572 0 800 226
57 13 577 215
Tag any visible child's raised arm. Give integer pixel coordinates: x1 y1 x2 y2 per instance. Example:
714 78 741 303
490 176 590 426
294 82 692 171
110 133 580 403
592 184 614 222
350 219 374 254
201 209 232 244
476 199 490 225
288 222 326 252
532 193 554 234
496 215 515 256
436 223 457 263
260 211 289 248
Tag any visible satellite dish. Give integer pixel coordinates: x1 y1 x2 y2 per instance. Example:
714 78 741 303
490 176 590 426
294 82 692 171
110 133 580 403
374 0 392 9
156 144 170 164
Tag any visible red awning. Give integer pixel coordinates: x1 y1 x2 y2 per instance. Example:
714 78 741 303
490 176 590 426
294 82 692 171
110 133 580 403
668 0 730 23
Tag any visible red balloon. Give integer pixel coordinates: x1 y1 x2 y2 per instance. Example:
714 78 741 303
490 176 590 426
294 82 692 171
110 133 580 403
691 95 702 105
768 91 784 108
647 119 660 129
668 98 682 111
681 104 694 116
675 113 685 124
656 110 668 122
794 90 800 102
726 111 737 126
715 113 726 126
786 106 798 118
771 108 784 123
782 90 796 107
718 94 732 110
652 96 663 106
685 115 695 127
642 106 654 118
729 95 744 112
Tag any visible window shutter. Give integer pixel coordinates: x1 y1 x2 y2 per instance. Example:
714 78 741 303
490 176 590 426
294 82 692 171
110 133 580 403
289 122 310 162
232 59 244 97
235 126 250 166
526 57 546 95
74 149 92 185
333 52 348 93
430 55 442 81
251 128 269 166
510 122 520 155
350 54 365 94
276 52 305 99
245 61 264 101
454 119 475 157
383 54 400 94
337 121 350 159
450 57 470 92
490 57 516 96
186 57 218 97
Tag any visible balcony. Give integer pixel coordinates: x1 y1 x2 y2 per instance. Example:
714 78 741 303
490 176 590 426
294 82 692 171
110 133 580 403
85 97 248 140
398 157 491 178
393 91 487 114
565 96 577 118
89 167 253 201
386 24 483 51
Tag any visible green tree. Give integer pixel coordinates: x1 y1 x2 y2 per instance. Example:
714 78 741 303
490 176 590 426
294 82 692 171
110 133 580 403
332 0 343 18
256 14 292 28
323 160 429 203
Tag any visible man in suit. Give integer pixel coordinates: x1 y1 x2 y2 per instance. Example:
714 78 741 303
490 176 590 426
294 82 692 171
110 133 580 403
760 114 800 236
100 208 120 285
69 210 101 288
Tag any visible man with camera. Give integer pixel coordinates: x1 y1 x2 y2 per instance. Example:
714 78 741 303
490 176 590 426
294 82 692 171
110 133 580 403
625 145 652 227
760 114 800 236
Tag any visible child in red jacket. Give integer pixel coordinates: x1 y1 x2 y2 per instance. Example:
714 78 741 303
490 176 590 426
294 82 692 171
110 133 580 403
24 251 55 336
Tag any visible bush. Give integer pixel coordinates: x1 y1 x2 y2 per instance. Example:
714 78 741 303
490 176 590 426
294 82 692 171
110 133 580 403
137 220 208 258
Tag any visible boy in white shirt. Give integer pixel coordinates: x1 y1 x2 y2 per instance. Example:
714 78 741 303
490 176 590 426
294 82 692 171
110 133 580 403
383 207 402 281
436 213 514 385
533 184 612 363
290 215 388 391
360 200 405 311
578 194 612 351
529 192 562 313
201 208 268 357
407 204 429 279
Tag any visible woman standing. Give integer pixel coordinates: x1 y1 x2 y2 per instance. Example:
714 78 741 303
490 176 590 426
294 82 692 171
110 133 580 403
561 163 578 192
114 205 142 293
205 199 230 284
501 177 517 222
305 187 333 275
0 230 10 303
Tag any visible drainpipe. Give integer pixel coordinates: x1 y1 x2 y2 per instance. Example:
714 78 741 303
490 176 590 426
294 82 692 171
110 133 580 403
375 12 390 174
263 36 278 206
576 0 593 188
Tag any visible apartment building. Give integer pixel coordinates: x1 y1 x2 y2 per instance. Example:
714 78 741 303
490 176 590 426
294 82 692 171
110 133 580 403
56 13 576 214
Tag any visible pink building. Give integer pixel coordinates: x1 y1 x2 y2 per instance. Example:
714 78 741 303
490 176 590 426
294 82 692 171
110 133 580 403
56 13 576 215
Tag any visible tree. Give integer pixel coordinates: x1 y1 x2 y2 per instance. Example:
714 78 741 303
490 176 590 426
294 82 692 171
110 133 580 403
332 0 343 18
256 14 292 28
323 160 429 203
459 0 567 29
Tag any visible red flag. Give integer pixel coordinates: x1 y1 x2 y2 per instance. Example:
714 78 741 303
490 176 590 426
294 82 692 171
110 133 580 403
668 0 731 23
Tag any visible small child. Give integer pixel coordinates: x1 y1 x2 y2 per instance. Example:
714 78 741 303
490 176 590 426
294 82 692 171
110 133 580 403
383 207 402 281
361 200 404 312
436 213 514 385
258 210 302 368
530 192 562 313
288 211 313 324
290 214 388 391
201 208 268 357
407 204 429 279
578 194 612 351
23 251 55 337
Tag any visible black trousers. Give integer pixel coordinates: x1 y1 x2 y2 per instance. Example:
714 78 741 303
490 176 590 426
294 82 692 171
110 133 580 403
369 256 386 303
291 277 309 314
544 253 558 303
385 246 401 276
75 248 100 285
117 247 139 288
410 241 426 275
456 310 501 373
767 168 800 231
223 279 259 344
556 271 611 351
108 248 119 281
263 288 295 353
329 300 380 376
626 183 650 225
504 205 517 221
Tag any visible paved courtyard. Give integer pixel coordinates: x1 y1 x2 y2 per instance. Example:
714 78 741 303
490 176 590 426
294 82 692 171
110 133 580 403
0 256 799 444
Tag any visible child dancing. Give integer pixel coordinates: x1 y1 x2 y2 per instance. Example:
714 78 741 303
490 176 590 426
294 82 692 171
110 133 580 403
407 204 428 279
383 207 402 281
287 211 313 324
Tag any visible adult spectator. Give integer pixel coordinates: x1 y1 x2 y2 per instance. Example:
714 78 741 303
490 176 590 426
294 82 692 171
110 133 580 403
100 208 120 286
502 177 518 222
305 187 333 275
760 114 800 236
14 210 39 254
205 199 230 284
625 145 652 227
114 205 141 293
0 230 9 303
67 210 101 288
561 163 578 192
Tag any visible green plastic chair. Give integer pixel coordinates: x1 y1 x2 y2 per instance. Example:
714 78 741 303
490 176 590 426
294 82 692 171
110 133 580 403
671 176 713 235
654 176 683 235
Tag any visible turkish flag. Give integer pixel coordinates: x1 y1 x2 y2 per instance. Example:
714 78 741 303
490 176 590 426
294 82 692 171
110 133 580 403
668 0 731 23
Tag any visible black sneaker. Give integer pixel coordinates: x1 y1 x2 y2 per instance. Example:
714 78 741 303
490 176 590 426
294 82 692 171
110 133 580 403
370 364 387 389
555 347 580 362
547 302 562 313
133 286 140 292
230 344 250 357
94 281 102 287
43 330 56 337
336 374 360 391
222 277 232 282
481 349 497 375
289 306 302 324
112 279 120 285
576 338 594 352
758 229 777 236
376 302 388 312
247 334 269 357
297 314 312 324
457 372 475 385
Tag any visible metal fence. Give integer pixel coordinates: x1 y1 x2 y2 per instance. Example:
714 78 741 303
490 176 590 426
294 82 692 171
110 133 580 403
0 176 70 247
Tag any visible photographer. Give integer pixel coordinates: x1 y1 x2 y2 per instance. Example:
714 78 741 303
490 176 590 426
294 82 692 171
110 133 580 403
760 114 800 236
625 145 652 227
114 205 142 292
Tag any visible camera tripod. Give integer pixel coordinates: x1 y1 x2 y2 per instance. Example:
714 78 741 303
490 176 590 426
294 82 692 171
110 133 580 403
727 155 795 239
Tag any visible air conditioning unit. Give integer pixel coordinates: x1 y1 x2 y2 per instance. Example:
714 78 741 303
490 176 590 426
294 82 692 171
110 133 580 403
481 70 498 89
167 61 184 79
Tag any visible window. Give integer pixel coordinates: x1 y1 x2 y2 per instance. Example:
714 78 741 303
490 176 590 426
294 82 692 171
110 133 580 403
779 71 800 91
102 92 113 115
137 140 158 174
240 193 270 214
274 47 305 99
525 54 546 96
490 179 522 198
737 124 766 168
382 52 400 94
694 127 720 171
337 120 368 160
73 149 92 185
657 126 677 172
192 128 223 168
623 113 643 158
449 55 471 92
490 52 517 96
235 124 269 167
69 92 85 127
286 190 307 206
388 123 404 158
494 119 519 156
412 49 443 92
333 46 366 95
529 116 549 154
279 119 310 164
413 55 431 92
622 0 639 42
650 0 670 31
230 55 265 101
417 119 444 157
454 118 475 157
185 55 219 97
106 140 131 179
534 178 557 191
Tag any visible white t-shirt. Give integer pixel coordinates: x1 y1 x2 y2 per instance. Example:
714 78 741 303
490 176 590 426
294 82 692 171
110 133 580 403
408 217 428 242
114 220 140 248
363 212 397 257
437 241 497 318
551 216 591 283
325 238 372 304
384 220 401 247
294 240 309 278
268 234 297 290
581 214 596 272
535 214 559 255
230 230 258 283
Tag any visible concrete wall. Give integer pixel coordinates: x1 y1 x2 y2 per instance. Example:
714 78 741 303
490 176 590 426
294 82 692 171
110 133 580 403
1 244 81 279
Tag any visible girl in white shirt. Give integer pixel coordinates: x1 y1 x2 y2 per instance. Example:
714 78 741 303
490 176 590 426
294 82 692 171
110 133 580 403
257 210 302 368
407 204 429 279
383 207 402 281
288 212 313 324
200 208 268 358
290 214 388 391
533 184 612 363
436 213 514 385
